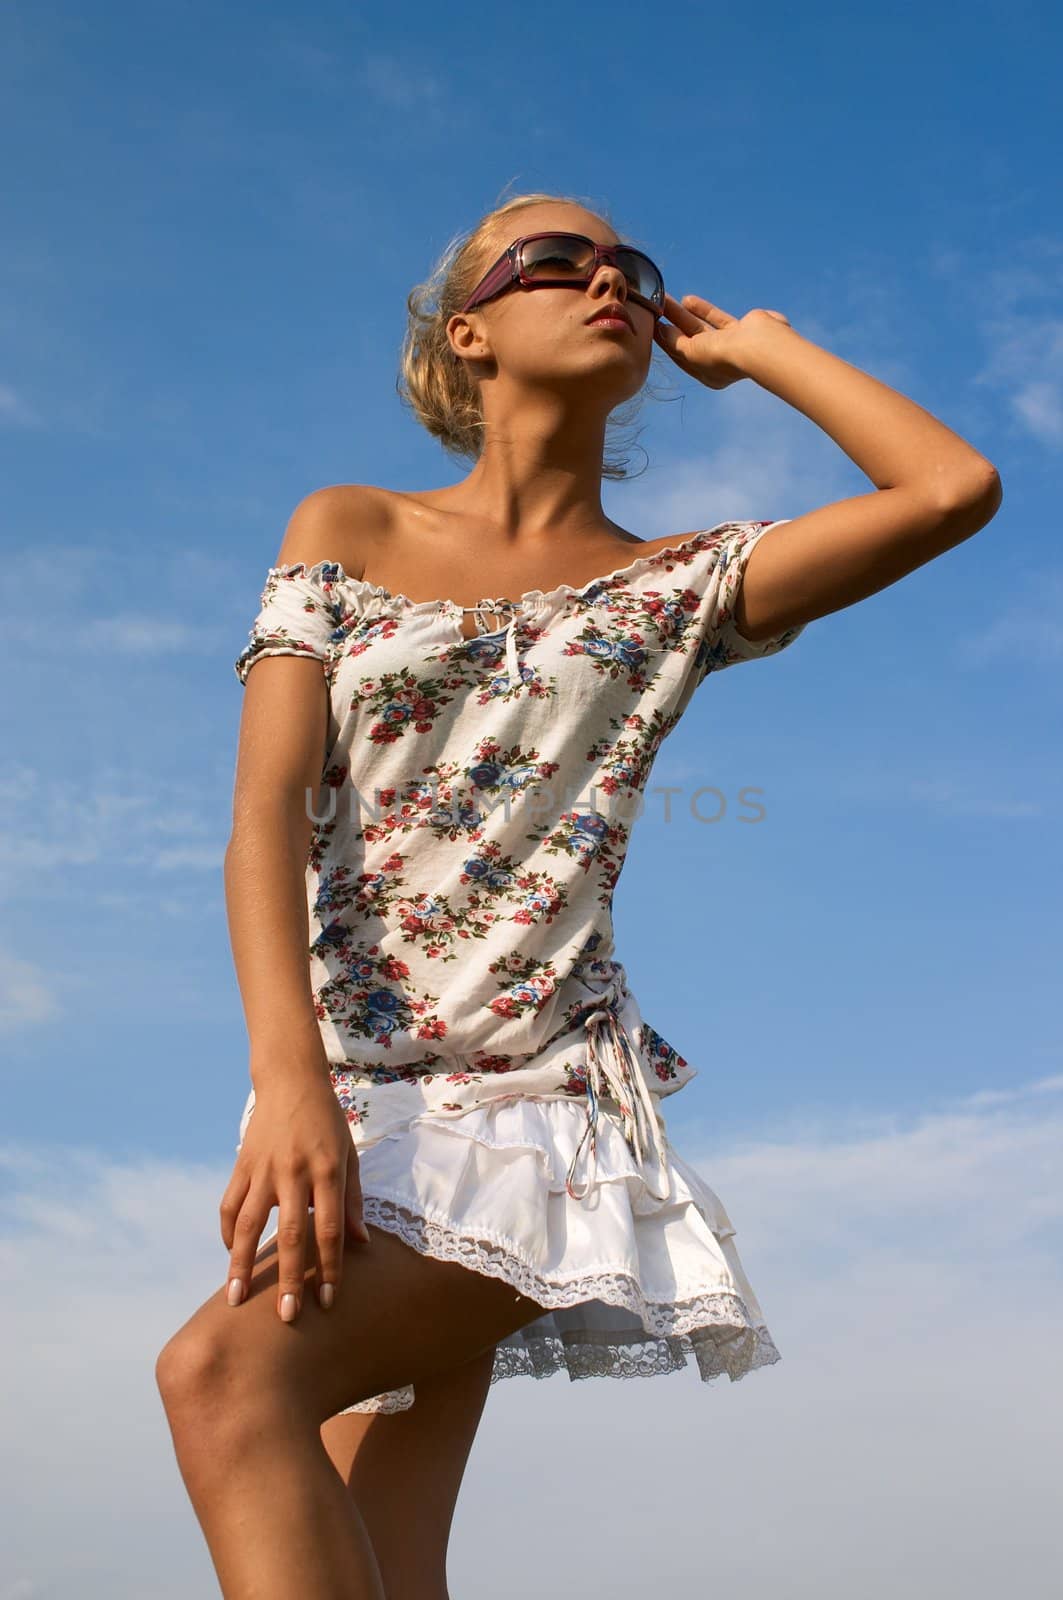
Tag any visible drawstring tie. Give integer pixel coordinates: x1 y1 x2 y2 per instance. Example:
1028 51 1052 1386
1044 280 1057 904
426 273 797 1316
467 599 522 685
563 979 671 1204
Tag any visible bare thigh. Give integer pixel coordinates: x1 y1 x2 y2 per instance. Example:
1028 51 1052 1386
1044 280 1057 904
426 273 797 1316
320 1345 496 1592
159 1220 544 1431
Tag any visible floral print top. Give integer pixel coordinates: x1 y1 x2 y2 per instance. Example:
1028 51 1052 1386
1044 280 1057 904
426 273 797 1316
233 520 806 1198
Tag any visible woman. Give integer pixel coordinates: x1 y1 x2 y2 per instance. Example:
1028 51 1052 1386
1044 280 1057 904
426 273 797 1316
156 190 1001 1598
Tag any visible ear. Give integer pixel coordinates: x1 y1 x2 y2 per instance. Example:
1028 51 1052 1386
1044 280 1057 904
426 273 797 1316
446 311 489 362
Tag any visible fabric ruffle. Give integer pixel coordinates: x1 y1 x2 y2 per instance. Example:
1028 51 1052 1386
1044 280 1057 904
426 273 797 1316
325 1093 781 1414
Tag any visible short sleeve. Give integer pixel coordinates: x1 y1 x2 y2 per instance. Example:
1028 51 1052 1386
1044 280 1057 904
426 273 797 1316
234 561 345 686
695 519 806 680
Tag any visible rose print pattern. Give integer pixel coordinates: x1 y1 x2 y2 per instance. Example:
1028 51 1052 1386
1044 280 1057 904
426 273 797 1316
233 519 805 1102
232 521 806 1411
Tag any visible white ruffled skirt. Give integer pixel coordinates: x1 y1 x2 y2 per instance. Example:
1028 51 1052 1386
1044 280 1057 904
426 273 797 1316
327 1092 781 1414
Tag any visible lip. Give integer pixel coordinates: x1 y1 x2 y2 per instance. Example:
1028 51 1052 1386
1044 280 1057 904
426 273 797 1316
585 303 634 332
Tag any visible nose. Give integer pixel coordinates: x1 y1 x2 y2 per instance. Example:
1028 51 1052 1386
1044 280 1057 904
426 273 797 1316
588 261 628 301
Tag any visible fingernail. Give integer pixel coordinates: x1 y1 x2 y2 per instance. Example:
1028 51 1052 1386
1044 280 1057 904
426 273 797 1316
280 1293 298 1322
319 1282 335 1310
227 1278 244 1307
357 1222 371 1245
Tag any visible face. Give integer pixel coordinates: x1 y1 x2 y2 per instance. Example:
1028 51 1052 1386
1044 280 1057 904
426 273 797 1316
446 203 656 407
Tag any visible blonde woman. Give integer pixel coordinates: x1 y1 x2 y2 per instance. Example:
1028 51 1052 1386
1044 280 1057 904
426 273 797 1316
155 189 1001 1598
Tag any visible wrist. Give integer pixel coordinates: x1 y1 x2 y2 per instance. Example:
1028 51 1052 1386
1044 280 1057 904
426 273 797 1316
729 313 806 384
249 1019 331 1089
250 1052 332 1094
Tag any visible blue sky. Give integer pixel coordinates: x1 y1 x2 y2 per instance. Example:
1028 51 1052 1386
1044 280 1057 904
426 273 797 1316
1 2 1061 1594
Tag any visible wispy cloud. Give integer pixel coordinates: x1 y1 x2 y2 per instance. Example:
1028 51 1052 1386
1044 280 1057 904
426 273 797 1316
1 1076 1060 1595
0 381 41 428
975 299 1063 450
831 763 1047 819
951 245 1063 451
79 615 214 654
0 762 225 895
358 51 446 112
955 567 1063 667
0 950 58 1029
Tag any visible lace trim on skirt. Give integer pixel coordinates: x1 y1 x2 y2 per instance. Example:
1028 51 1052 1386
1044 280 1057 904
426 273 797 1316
338 1192 781 1415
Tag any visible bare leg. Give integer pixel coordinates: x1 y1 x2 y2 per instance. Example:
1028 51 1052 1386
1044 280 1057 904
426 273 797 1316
156 1223 545 1599
321 1344 497 1599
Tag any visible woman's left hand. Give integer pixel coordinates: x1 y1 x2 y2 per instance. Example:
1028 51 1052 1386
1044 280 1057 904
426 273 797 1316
653 292 792 390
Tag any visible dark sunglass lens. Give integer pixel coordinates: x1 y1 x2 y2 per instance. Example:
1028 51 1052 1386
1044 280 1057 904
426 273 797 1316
617 249 662 303
522 235 594 276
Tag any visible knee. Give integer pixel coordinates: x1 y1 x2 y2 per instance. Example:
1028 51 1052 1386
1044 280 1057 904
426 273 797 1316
156 1321 279 1486
155 1324 235 1429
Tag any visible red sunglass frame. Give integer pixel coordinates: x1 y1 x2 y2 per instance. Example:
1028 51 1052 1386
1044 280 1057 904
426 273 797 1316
459 232 666 317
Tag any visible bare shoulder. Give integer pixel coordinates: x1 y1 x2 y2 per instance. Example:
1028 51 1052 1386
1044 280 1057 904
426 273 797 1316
274 483 396 578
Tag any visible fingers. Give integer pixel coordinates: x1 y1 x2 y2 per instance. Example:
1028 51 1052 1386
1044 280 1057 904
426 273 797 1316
681 293 736 326
654 292 735 362
310 1184 344 1311
308 1150 349 1310
656 293 695 340
308 1147 371 1312
653 315 696 374
223 1186 271 1308
219 1162 251 1252
275 1179 312 1323
345 1146 371 1248
658 291 736 334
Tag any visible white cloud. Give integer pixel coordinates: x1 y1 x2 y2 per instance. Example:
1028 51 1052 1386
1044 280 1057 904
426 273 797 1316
1 1077 1061 1596
79 616 212 654
0 381 42 428
359 52 446 112
950 564 1063 669
831 762 1046 819
1012 377 1063 446
0 762 225 896
976 314 1063 449
0 951 58 1029
965 249 1063 451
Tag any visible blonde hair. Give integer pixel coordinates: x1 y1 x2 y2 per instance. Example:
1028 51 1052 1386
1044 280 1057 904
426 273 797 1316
396 184 668 481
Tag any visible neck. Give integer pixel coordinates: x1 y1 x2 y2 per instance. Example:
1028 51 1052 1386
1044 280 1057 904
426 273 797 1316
456 389 615 544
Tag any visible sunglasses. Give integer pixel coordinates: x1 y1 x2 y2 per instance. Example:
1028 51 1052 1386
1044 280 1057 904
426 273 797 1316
459 231 666 317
